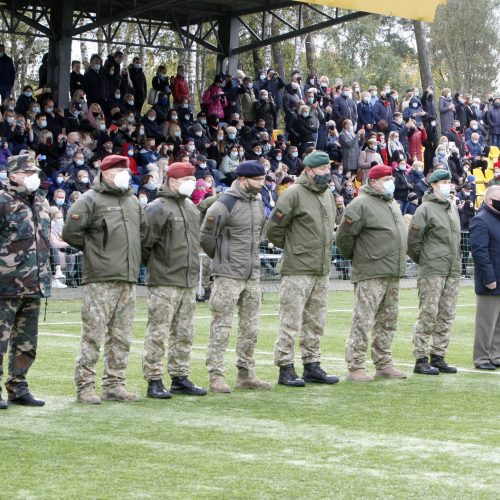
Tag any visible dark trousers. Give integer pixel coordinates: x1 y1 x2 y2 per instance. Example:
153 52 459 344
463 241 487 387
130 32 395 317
0 298 40 397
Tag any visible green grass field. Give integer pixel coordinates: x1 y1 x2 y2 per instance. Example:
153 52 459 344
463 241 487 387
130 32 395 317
2 285 500 499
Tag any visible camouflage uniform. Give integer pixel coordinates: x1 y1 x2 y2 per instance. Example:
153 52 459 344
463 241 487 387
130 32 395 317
206 277 261 377
75 282 136 390
0 155 51 398
346 278 400 371
201 255 213 295
274 275 329 366
413 276 460 358
143 286 196 380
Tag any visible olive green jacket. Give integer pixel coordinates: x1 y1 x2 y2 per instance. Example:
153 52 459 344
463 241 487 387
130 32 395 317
141 187 201 288
266 173 336 276
200 180 266 280
62 174 147 284
407 191 461 278
336 184 407 283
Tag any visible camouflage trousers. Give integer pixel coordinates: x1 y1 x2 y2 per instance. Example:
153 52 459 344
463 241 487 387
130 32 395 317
0 298 40 398
274 274 329 367
346 278 400 371
206 277 261 378
201 255 213 292
143 286 195 380
75 282 136 392
413 276 460 359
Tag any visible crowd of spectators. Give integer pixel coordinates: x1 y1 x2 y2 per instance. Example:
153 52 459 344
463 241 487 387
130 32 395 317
1 44 500 287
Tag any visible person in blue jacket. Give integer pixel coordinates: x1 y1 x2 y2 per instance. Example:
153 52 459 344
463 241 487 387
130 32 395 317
470 185 500 370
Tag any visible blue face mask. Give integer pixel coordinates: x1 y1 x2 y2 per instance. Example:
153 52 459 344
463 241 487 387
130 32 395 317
382 180 395 196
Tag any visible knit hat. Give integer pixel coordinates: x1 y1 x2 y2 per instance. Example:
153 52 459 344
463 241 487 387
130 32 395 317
303 150 330 169
235 161 266 178
368 164 393 179
167 162 195 179
100 154 129 171
428 169 451 183
196 179 207 189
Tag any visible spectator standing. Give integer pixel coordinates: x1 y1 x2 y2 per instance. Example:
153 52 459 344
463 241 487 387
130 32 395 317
470 186 500 370
339 119 364 175
129 57 147 113
0 43 16 103
83 54 108 107
439 88 455 134
171 64 190 108
69 60 85 97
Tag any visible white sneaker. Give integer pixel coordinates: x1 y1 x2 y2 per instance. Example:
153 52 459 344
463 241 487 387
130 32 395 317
54 269 66 279
51 278 67 289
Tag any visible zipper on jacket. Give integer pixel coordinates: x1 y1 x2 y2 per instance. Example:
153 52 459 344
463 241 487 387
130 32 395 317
102 219 108 249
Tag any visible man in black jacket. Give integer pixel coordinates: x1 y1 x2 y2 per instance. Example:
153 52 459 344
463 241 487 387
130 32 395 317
83 54 108 107
128 57 147 113
0 44 15 103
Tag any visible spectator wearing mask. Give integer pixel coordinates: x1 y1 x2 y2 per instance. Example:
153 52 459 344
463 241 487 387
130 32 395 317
282 145 302 176
388 112 412 156
66 150 91 181
70 169 92 194
292 105 318 156
152 92 170 125
407 121 427 162
465 120 485 144
422 117 439 175
128 57 147 112
83 54 108 107
194 155 215 180
332 85 357 128
171 65 190 108
457 182 475 276
439 88 455 133
282 82 301 130
139 137 161 168
406 192 420 216
143 109 164 142
339 119 364 175
372 91 393 131
325 121 342 162
192 178 208 205
50 170 71 198
14 85 36 117
70 60 84 97
357 92 376 132
50 188 69 220
253 90 276 133
409 161 424 187
433 144 450 171
421 86 437 118
0 43 16 102
453 93 467 132
219 145 241 186
358 138 383 185
403 97 427 126
240 77 257 126
48 207 68 289
393 159 412 215
260 175 278 215
103 50 124 96
202 75 227 119
152 65 171 105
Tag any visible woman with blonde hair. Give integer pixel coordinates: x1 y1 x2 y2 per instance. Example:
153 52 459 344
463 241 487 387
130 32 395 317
439 87 455 133
86 102 103 127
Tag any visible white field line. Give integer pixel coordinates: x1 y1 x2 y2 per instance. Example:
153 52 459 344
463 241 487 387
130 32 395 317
38 331 500 376
39 303 477 326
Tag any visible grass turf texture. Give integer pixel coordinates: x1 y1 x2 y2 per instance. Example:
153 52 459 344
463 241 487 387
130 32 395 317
2 285 500 499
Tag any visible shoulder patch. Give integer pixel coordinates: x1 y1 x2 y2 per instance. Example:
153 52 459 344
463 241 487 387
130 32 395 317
271 209 285 224
70 213 81 221
205 215 215 229
411 224 420 230
344 216 353 225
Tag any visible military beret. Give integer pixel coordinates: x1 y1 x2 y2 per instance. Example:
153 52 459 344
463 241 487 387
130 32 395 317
428 169 451 183
303 150 330 169
167 162 195 179
100 154 129 171
7 154 40 174
235 160 266 178
368 164 393 179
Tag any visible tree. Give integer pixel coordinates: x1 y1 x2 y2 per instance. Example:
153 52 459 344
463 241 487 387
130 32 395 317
413 20 433 90
429 0 500 95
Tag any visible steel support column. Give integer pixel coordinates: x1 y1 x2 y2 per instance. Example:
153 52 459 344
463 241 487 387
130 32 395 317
47 0 74 107
216 15 240 76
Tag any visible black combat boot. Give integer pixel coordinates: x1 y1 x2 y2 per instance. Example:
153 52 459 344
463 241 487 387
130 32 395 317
278 364 305 387
171 376 207 396
303 362 339 384
147 379 172 399
8 391 45 406
430 354 457 373
414 357 439 375
0 394 7 410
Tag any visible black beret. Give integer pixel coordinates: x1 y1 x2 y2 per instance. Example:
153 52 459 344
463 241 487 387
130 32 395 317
235 160 266 178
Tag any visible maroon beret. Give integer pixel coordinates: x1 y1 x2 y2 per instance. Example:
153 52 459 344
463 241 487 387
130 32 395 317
167 162 195 179
100 154 130 171
368 164 393 180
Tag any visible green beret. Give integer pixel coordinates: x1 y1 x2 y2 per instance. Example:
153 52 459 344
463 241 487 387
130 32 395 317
303 150 331 169
428 169 451 184
7 154 40 174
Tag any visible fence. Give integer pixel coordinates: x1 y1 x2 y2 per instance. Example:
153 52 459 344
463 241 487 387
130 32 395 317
48 231 475 296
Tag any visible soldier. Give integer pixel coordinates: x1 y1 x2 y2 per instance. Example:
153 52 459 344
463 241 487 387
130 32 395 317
408 169 461 375
336 164 408 382
0 154 50 408
141 162 207 398
267 150 339 387
63 155 147 404
200 161 271 393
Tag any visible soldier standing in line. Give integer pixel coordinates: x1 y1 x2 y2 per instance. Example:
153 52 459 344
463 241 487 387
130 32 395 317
0 155 50 408
141 162 207 399
408 169 461 375
63 155 147 404
336 164 408 382
200 161 271 393
267 150 339 387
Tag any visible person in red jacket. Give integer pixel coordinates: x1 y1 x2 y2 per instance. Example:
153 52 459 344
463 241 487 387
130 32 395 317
171 65 190 108
408 120 427 162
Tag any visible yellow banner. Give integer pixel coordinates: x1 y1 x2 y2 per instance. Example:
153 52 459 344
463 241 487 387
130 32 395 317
297 0 447 22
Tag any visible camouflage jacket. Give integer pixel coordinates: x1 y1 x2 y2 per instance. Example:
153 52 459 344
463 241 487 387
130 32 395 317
0 185 52 298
